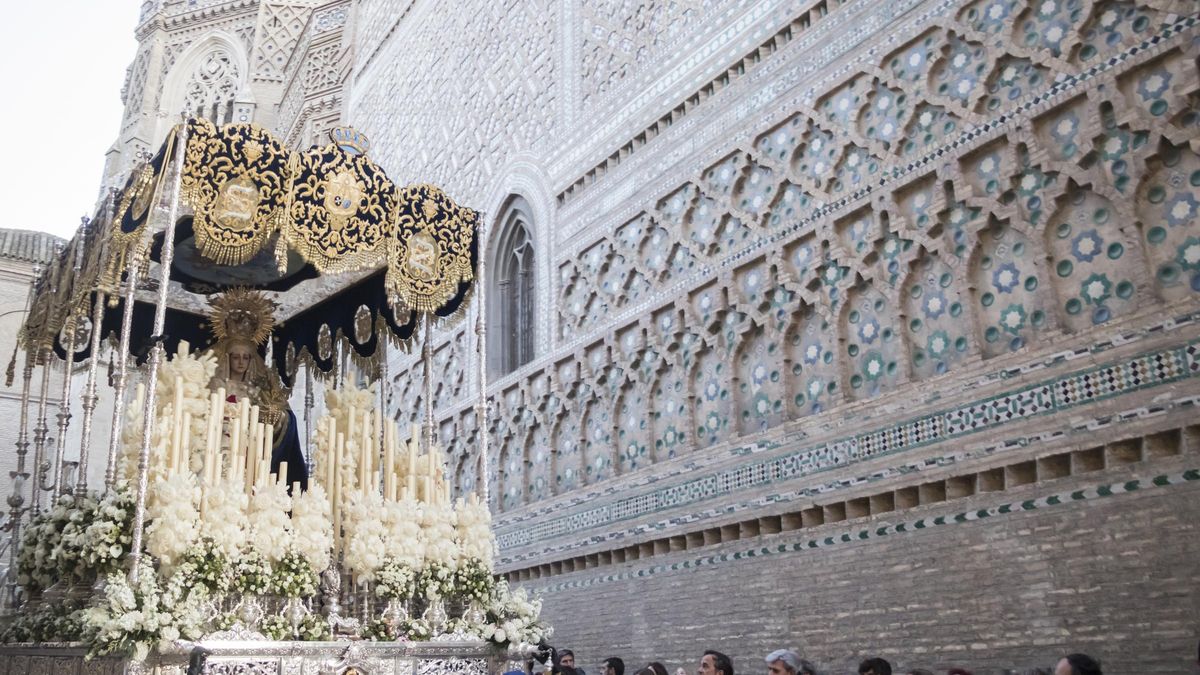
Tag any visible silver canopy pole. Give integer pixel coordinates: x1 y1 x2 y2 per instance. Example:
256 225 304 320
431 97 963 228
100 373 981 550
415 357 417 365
103 247 142 490
128 121 188 583
52 224 89 498
30 347 53 515
4 272 40 610
474 230 489 506
76 190 119 495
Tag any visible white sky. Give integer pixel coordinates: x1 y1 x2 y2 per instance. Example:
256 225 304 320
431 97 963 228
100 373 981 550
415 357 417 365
0 1 142 239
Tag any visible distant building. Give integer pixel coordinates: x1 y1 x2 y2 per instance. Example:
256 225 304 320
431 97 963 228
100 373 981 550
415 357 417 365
0 229 65 507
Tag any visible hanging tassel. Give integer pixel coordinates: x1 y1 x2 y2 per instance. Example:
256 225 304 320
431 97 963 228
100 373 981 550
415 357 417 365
4 346 16 388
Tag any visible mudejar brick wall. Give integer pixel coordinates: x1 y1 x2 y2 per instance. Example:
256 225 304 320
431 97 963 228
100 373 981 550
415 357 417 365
527 453 1200 675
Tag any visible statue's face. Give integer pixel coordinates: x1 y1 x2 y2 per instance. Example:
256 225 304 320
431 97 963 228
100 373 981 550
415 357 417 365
229 343 253 378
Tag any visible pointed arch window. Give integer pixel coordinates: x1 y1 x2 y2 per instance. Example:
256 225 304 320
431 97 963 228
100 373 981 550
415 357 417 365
489 196 536 376
183 48 240 124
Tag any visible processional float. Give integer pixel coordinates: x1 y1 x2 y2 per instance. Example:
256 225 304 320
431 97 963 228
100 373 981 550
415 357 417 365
0 119 549 674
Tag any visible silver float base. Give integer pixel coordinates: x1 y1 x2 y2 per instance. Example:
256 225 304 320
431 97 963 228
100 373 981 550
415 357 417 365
0 639 504 675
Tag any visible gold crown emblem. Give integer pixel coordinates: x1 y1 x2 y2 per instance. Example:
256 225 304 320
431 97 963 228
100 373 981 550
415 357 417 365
329 126 370 156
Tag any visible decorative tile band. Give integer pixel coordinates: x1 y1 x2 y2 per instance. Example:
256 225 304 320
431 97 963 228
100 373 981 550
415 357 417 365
498 391 1199 566
497 340 1200 552
526 468 1200 594
494 311 1200 530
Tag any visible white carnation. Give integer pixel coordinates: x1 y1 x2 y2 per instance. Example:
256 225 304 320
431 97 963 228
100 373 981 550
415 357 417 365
342 490 387 582
421 500 458 566
200 479 250 558
145 472 200 574
382 497 425 566
248 479 293 563
454 496 495 568
289 483 334 572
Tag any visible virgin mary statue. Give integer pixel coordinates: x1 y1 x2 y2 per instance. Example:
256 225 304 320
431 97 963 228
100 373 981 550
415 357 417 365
206 288 308 490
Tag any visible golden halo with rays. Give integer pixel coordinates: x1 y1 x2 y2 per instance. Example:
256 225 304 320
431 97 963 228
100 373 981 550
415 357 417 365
206 287 277 347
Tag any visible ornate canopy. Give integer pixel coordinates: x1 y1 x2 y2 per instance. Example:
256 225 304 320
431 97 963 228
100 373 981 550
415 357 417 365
20 120 479 386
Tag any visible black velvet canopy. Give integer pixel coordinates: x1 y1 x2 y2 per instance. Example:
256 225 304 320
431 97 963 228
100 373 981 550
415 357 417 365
34 119 480 387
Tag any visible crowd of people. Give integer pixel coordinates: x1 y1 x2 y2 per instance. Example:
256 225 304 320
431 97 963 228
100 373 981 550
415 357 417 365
527 647 1108 675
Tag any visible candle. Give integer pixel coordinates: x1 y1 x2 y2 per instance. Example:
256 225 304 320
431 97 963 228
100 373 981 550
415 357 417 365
173 375 184 429
407 425 418 477
278 461 288 486
180 412 192 473
327 416 337 481
237 399 250 487
325 433 334 489
363 410 373 469
333 432 344 532
229 420 242 484
205 392 219 457
423 476 432 503
384 425 396 501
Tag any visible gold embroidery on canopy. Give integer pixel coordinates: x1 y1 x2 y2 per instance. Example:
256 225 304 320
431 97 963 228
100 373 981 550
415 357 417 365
181 120 290 266
280 141 397 275
387 184 477 314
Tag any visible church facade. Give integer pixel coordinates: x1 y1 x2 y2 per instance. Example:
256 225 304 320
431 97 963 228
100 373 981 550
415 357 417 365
110 0 1200 672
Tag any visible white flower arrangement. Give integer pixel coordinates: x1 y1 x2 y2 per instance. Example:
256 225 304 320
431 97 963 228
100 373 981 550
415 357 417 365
16 486 136 595
478 580 550 649
453 557 494 605
421 499 458 567
179 537 232 594
145 472 200 574
375 557 418 600
80 485 135 576
56 492 101 584
289 483 334 573
117 387 148 484
454 496 495 569
382 497 425 566
262 612 328 641
17 497 70 591
81 567 208 662
323 385 376 432
248 479 293 563
342 490 387 583
271 548 319 598
232 547 272 595
0 598 86 643
417 560 456 600
200 479 250 559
